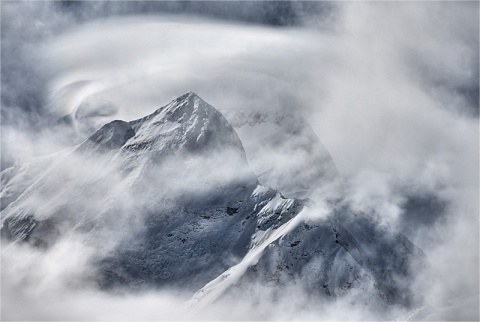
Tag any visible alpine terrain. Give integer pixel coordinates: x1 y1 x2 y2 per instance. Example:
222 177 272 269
1 92 429 317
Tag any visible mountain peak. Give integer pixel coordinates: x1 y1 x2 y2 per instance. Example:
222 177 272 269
176 91 200 101
105 92 247 161
168 91 206 112
139 91 213 124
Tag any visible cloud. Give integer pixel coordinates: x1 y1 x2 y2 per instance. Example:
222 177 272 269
1 1 478 320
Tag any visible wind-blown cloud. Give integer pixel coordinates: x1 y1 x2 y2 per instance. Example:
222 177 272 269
1 1 478 320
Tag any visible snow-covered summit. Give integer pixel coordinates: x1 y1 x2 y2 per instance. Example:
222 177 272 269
126 91 244 153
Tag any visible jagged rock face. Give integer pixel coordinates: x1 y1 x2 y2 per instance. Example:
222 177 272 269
97 186 304 291
275 206 428 308
187 203 429 311
1 92 428 310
